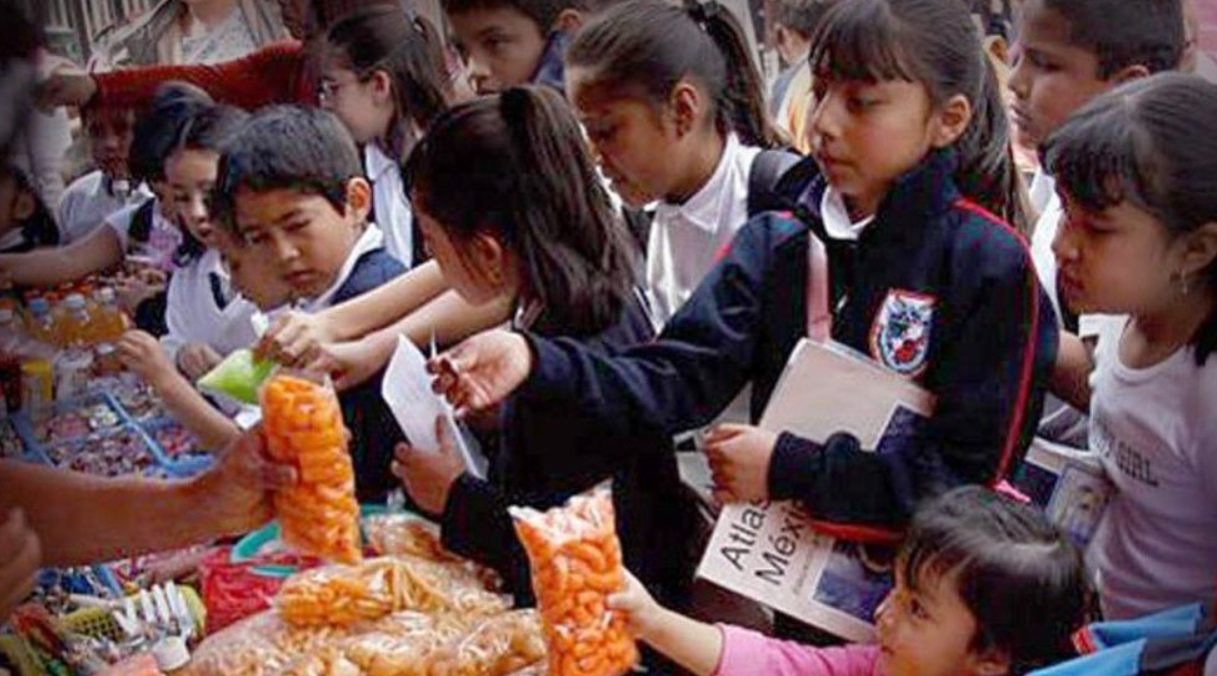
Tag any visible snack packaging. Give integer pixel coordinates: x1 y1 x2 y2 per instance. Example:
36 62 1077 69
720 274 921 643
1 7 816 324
261 373 361 565
198 349 277 405
510 489 637 676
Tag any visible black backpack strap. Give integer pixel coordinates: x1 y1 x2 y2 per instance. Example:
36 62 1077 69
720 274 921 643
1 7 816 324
747 148 804 217
127 198 157 248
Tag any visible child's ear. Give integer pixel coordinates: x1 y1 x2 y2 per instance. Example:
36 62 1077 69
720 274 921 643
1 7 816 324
1110 64 1151 85
344 178 373 225
553 8 584 34
469 232 508 287
370 70 394 105
1179 222 1217 280
930 93 972 149
12 193 35 222
670 80 703 138
968 646 1011 676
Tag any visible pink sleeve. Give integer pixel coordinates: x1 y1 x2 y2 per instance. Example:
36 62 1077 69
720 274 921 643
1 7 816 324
713 625 883 676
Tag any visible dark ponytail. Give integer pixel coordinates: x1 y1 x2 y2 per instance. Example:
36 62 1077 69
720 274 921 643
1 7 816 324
405 86 638 335
1045 74 1217 366
809 0 1028 230
567 0 781 149
325 5 451 156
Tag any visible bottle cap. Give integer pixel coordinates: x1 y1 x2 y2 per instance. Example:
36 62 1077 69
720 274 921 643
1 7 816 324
152 635 190 672
96 288 116 303
28 298 50 314
63 294 86 311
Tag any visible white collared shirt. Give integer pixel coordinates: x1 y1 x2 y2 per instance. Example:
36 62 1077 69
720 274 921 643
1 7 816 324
819 186 874 241
160 248 260 364
56 170 152 245
299 224 387 313
646 134 763 329
366 144 415 268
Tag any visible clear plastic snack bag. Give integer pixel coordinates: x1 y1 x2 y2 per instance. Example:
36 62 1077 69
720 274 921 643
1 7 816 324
260 372 362 565
197 349 277 405
510 488 638 676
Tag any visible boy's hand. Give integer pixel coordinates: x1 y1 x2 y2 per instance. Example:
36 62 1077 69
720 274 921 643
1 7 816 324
177 344 223 382
0 509 41 624
607 570 664 637
117 330 174 388
255 311 336 369
428 330 532 416
392 417 465 517
705 424 778 504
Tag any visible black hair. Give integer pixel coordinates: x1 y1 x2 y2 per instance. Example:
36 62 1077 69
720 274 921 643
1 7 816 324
0 164 58 249
1039 0 1185 78
808 0 1027 230
900 486 1088 675
441 0 588 34
129 82 214 184
324 4 451 156
771 0 835 39
567 0 782 150
167 103 249 267
1045 73 1217 366
213 106 364 236
404 85 637 336
298 0 402 41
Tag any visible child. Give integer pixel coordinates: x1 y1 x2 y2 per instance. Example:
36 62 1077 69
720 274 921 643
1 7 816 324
212 105 407 500
565 0 788 328
0 164 58 254
432 0 1054 542
610 486 1088 676
443 0 589 94
321 4 451 267
768 0 835 152
393 85 696 609
1008 0 1184 328
56 104 149 244
1047 74 1217 620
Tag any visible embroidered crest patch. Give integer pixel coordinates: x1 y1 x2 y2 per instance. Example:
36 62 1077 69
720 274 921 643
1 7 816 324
869 290 936 376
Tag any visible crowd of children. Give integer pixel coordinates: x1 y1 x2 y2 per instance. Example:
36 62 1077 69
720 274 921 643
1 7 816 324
3 0 1217 672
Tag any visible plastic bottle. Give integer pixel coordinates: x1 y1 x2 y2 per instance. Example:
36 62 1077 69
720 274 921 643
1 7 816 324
25 298 55 346
57 293 93 347
0 309 24 412
92 288 128 342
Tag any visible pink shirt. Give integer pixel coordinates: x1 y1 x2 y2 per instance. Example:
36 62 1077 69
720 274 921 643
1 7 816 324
714 625 884 676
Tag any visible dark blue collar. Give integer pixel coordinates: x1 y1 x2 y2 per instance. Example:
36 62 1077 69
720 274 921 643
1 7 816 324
530 30 571 92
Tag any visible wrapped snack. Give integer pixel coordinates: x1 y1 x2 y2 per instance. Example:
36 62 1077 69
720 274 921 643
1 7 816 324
426 610 547 676
511 490 637 676
277 557 509 629
364 514 456 563
198 349 277 405
182 611 352 676
341 614 464 676
261 374 362 565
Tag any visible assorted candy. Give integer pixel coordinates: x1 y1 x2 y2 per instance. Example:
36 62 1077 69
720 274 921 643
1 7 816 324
1 419 23 458
46 430 155 477
153 422 207 458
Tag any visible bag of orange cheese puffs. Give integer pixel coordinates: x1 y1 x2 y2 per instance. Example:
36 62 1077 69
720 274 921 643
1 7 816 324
510 488 638 676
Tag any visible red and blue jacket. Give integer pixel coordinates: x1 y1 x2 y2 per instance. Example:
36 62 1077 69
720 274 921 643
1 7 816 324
513 149 1059 539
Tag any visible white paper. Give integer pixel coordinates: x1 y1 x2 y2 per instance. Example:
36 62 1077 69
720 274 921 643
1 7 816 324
381 335 485 478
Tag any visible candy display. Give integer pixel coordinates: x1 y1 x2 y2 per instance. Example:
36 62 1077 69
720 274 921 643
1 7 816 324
46 430 156 477
1 419 23 458
261 374 362 565
511 490 637 676
33 398 123 444
151 422 208 459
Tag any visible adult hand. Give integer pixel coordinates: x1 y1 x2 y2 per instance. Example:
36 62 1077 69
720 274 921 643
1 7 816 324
34 69 97 111
428 329 532 416
392 417 465 517
0 509 41 624
187 428 297 538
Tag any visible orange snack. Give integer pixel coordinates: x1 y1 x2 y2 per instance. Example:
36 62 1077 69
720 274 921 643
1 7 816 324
261 373 362 565
511 490 638 676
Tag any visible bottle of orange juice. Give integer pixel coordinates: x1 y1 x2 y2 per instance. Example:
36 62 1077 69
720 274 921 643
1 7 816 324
91 288 127 342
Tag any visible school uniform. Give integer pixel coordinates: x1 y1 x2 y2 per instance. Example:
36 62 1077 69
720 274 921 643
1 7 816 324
0 230 33 254
441 289 699 609
366 144 421 268
511 150 1057 535
299 225 408 502
105 197 182 264
160 249 260 366
56 170 151 245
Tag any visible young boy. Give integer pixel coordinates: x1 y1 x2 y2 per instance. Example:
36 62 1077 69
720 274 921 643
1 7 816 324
443 0 591 94
1008 0 1185 330
56 104 151 245
213 105 407 500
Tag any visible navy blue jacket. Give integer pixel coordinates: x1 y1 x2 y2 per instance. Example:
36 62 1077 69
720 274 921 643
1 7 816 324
441 291 700 606
514 151 1058 538
331 246 408 502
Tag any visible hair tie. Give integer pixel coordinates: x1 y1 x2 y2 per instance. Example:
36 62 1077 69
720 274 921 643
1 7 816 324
684 0 722 31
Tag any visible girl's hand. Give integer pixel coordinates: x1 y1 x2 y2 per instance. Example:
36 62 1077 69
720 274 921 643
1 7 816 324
704 424 779 504
306 336 395 392
391 417 465 517
114 274 163 315
607 570 664 637
189 427 297 537
177 343 223 382
0 509 41 623
117 330 174 388
427 330 532 416
255 311 337 369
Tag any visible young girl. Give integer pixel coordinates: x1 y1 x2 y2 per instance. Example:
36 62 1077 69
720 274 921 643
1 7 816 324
565 0 788 328
394 85 698 612
1047 74 1217 620
610 486 1088 676
0 164 58 254
321 4 452 267
431 0 1055 544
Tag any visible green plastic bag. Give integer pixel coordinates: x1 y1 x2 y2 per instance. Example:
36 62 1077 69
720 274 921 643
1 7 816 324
196 349 277 405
